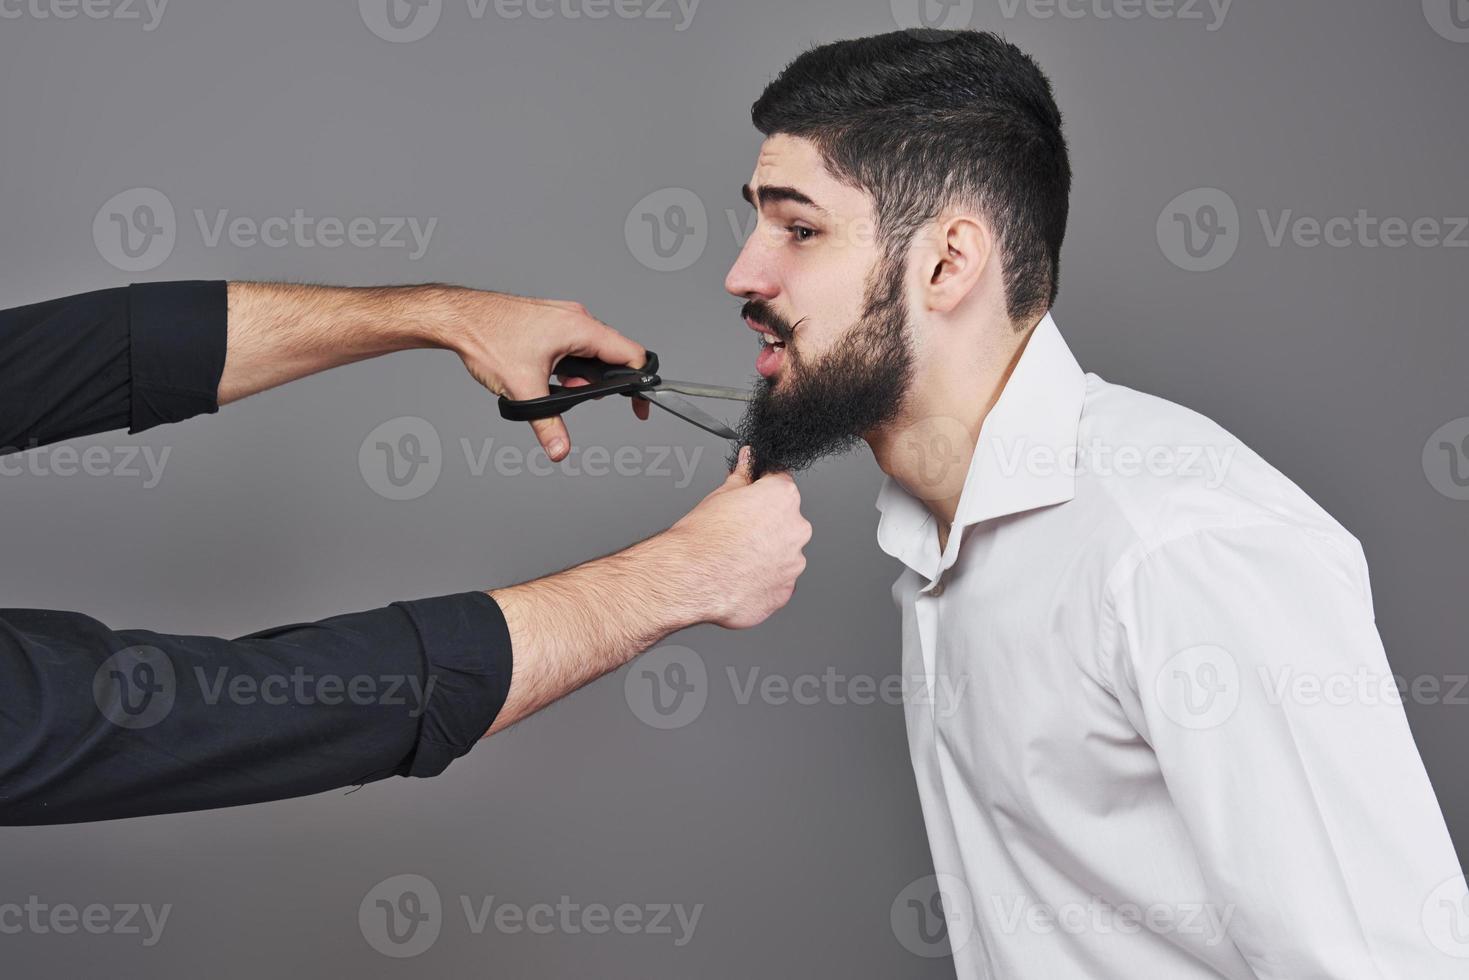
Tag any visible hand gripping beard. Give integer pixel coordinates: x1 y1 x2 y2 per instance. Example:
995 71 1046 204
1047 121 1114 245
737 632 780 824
735 259 916 479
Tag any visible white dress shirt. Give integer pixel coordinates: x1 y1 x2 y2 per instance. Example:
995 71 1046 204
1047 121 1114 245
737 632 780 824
877 313 1466 979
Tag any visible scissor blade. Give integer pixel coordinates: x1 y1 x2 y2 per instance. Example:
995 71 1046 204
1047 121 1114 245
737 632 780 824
643 388 740 441
655 379 752 402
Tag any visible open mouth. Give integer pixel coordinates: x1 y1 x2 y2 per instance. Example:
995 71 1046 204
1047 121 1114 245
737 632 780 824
746 314 789 378
755 329 786 378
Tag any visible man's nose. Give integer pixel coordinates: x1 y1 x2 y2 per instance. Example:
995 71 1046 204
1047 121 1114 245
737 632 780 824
725 229 779 300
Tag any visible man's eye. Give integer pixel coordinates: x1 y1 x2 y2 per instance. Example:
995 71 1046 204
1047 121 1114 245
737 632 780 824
788 225 818 242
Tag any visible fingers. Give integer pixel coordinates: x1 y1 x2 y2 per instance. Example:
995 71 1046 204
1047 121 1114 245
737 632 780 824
570 315 647 370
723 445 753 487
486 293 648 461
510 294 647 370
632 396 650 421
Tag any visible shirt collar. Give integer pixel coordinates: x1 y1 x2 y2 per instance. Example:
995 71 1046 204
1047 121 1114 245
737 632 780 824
874 312 1087 582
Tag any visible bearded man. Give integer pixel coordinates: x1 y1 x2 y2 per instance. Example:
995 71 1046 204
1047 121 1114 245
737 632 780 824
719 28 1463 980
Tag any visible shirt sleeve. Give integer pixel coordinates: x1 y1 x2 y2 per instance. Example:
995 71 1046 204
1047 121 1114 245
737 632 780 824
0 590 513 825
0 280 226 451
0 284 514 824
1104 523 1466 979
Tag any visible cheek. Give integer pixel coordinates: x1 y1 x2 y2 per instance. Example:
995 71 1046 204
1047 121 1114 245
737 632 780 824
790 280 866 359
781 237 881 350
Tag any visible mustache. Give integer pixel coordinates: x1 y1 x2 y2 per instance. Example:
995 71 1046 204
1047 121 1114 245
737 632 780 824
741 300 805 343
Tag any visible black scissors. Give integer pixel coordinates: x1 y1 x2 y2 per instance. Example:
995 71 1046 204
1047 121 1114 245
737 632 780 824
497 351 749 441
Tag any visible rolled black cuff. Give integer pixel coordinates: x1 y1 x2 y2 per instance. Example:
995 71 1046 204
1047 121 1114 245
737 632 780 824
391 591 513 777
127 280 228 434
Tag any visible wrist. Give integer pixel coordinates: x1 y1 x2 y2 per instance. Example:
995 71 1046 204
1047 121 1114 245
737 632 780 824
375 283 473 353
630 529 720 633
488 531 709 655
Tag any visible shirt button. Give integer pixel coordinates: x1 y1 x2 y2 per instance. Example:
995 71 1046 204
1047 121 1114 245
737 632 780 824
929 581 946 597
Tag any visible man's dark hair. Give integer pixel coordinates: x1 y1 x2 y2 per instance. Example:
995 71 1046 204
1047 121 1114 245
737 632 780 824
751 30 1070 324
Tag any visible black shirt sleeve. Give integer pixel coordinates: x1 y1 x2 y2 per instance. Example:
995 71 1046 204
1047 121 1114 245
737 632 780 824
0 591 513 825
0 282 515 824
0 280 225 451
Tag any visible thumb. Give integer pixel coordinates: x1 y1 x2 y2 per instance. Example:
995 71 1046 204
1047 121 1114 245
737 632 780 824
722 445 753 488
531 416 571 462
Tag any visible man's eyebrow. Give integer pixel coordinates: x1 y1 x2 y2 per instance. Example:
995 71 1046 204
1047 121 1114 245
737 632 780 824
741 183 826 212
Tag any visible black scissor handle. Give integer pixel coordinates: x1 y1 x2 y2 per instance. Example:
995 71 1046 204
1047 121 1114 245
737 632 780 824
497 350 660 422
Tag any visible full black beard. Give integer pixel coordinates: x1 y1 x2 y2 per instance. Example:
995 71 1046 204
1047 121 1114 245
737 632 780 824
735 259 915 479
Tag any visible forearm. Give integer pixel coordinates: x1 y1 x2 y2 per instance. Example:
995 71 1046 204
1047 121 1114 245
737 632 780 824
486 532 712 735
220 280 646 460
219 281 459 404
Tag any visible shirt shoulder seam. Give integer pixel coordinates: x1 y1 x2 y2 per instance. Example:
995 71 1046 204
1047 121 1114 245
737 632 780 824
1092 517 1309 696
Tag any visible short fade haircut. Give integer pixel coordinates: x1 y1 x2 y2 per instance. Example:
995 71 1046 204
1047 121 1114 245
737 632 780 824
751 30 1071 325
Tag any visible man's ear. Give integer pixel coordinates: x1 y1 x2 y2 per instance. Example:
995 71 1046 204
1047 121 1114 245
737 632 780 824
921 215 993 314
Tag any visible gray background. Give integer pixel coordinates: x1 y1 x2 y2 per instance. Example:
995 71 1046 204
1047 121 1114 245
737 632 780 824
1 0 1465 975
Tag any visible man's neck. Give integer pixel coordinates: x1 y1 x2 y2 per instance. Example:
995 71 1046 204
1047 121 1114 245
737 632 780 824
867 315 1041 547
